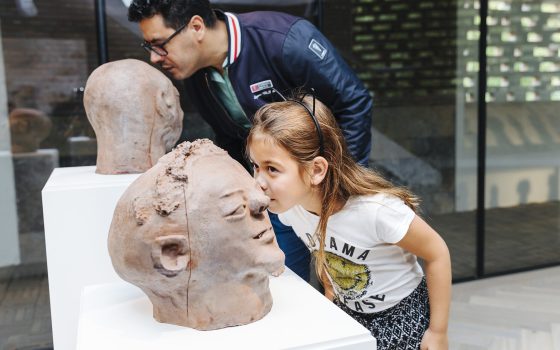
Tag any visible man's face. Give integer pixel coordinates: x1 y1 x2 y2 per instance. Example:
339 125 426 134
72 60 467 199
188 155 285 282
139 14 201 80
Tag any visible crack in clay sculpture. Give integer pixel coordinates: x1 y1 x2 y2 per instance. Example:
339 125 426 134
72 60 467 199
9 108 52 153
108 139 285 330
84 59 183 174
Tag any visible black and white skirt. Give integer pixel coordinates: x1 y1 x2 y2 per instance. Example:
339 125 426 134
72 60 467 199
334 278 430 350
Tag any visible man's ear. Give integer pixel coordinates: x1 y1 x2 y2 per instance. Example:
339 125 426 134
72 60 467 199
310 156 328 186
189 15 205 40
151 235 189 277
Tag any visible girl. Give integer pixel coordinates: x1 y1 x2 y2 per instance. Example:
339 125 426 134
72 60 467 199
247 94 451 350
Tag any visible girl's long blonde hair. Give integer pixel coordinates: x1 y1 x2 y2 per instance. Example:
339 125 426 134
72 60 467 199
247 95 419 282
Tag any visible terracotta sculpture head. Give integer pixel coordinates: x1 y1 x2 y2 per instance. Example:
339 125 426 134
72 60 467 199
9 108 52 153
108 139 285 330
84 59 183 174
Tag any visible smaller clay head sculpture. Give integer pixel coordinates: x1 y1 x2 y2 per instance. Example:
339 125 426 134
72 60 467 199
84 59 183 174
9 108 52 153
108 139 285 330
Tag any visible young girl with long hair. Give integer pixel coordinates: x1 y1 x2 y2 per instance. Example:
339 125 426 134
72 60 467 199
247 93 451 350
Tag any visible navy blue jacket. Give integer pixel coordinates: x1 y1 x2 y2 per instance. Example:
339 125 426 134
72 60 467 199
184 11 373 166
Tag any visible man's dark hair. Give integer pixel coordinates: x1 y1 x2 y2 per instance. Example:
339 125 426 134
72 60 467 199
128 0 217 29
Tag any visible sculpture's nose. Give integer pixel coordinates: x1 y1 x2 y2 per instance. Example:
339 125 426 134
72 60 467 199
249 189 270 216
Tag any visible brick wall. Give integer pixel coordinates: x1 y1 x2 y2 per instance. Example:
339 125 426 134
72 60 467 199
349 0 458 107
459 0 560 103
321 0 458 213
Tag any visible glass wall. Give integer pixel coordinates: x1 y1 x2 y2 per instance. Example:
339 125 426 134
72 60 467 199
0 1 98 348
481 0 560 274
0 0 558 348
1 0 100 261
338 0 479 280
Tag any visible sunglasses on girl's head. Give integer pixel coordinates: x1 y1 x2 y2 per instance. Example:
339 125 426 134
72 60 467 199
261 87 325 156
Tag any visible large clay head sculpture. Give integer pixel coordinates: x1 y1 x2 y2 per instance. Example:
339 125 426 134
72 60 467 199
108 139 285 330
84 59 183 174
9 108 52 153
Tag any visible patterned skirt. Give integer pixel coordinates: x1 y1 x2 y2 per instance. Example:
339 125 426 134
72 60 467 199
334 278 430 350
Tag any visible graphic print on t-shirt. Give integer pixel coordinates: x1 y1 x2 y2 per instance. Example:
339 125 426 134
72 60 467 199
305 232 374 301
325 251 371 299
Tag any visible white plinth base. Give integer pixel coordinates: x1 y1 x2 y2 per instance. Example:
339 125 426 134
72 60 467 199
77 268 376 350
0 151 20 267
42 166 140 350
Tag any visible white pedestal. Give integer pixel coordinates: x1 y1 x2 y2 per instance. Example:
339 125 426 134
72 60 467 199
0 151 20 267
77 269 376 350
13 148 58 234
42 166 140 350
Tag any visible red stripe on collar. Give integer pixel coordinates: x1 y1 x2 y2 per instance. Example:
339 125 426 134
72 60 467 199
225 12 241 66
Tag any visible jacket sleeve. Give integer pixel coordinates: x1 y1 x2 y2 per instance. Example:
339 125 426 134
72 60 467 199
281 19 373 166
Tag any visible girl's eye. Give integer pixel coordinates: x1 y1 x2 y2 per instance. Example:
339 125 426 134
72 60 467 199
267 166 278 173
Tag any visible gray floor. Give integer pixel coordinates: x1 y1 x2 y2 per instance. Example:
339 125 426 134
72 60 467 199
449 266 560 349
0 202 559 350
430 201 560 279
0 263 51 350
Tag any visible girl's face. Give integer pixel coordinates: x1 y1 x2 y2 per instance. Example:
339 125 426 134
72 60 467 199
249 133 314 214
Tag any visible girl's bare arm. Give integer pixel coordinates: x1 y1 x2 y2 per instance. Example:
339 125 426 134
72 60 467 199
396 215 451 350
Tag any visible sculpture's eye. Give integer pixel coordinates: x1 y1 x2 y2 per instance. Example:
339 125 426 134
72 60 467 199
226 205 246 220
253 230 266 239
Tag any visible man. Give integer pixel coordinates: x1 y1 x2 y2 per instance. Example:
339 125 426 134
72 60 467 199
128 0 372 281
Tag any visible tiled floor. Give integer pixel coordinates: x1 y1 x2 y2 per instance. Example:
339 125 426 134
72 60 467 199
0 202 559 350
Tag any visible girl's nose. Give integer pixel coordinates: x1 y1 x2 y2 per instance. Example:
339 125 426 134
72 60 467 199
255 173 268 191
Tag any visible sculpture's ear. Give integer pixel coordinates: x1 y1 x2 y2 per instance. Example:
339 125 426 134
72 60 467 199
155 88 175 120
151 235 189 277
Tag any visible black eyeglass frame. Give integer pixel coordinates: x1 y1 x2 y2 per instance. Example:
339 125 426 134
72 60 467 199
141 22 187 56
263 87 325 156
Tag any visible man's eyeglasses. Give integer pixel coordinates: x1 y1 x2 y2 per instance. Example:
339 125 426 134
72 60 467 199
263 88 325 156
141 23 186 57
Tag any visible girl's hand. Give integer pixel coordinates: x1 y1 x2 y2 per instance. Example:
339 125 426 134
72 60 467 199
420 328 448 350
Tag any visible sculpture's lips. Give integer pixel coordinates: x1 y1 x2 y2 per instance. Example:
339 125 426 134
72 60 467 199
253 226 273 243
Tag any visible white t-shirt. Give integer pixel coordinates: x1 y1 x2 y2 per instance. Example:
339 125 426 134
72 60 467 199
279 193 423 313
